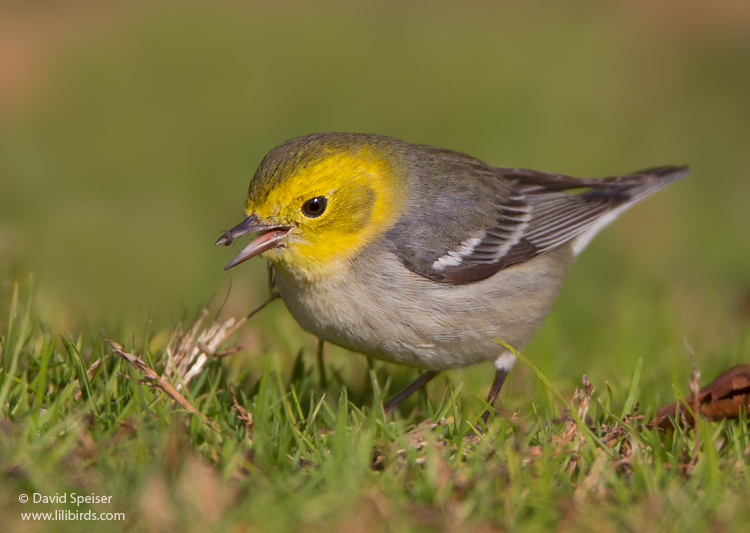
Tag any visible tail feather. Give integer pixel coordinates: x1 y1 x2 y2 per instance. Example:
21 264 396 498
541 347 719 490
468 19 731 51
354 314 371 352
570 165 689 256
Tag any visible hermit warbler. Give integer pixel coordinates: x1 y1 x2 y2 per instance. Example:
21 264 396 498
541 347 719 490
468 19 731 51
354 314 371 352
217 133 688 418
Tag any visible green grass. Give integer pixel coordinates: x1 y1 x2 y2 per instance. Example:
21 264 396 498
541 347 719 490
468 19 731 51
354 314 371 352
2 277 750 533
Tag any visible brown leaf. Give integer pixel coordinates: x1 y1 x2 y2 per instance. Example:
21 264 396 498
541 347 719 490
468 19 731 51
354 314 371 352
648 365 750 430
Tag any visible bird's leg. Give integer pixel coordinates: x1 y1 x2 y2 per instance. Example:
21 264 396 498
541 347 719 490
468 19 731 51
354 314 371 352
267 261 276 292
479 352 516 424
316 338 327 389
383 370 440 414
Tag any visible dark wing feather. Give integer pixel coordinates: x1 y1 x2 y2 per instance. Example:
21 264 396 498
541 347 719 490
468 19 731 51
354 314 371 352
386 143 689 284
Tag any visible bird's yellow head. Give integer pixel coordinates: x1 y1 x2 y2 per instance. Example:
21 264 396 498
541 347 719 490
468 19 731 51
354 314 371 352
217 134 405 280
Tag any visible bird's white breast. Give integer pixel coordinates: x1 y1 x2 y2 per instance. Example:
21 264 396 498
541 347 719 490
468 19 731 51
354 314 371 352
273 243 573 370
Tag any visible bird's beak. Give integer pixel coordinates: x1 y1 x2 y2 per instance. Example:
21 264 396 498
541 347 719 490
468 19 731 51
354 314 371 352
215 215 291 270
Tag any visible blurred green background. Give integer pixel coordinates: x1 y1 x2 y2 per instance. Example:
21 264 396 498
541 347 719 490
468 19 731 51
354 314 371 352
1 0 749 406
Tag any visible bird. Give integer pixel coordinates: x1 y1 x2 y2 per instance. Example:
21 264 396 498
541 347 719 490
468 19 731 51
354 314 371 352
216 132 688 421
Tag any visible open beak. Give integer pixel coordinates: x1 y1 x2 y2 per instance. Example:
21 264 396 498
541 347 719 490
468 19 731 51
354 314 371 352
215 215 291 270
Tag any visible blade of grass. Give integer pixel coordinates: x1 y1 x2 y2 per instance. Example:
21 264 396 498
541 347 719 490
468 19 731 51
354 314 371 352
620 357 643 419
61 333 96 405
497 340 566 406
0 280 34 416
30 336 55 409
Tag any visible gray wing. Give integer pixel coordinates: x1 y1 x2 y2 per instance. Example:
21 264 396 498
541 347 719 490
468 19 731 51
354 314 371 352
387 156 689 284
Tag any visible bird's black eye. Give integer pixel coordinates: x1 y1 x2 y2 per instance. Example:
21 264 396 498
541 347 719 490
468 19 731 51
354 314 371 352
302 196 327 218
